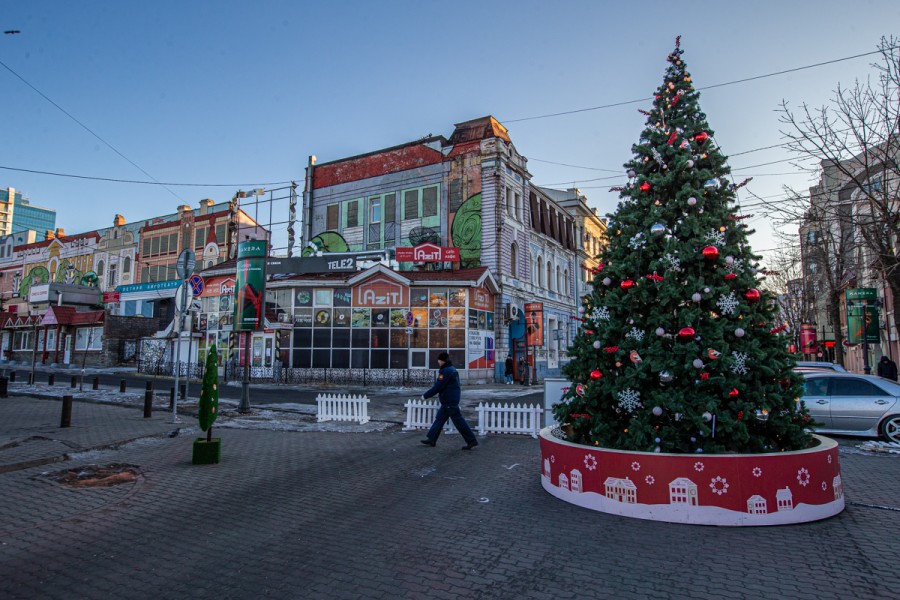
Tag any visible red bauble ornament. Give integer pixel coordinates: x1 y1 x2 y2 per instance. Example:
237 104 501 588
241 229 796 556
621 279 635 290
737 410 744 421
700 372 710 381
604 346 619 353
677 327 696 341
590 369 602 380
575 384 586 396
702 245 719 261
639 182 651 193
745 288 761 304
729 388 739 398
694 131 709 145
724 273 737 281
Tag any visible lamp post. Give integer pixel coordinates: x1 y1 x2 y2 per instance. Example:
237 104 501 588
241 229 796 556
529 311 537 385
523 314 530 387
863 298 872 375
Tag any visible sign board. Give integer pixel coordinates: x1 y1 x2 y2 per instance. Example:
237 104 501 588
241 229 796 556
846 288 877 301
524 302 544 347
395 243 460 263
405 311 414 326
799 324 817 353
234 241 267 331
176 249 196 279
266 256 356 275
190 298 202 313
117 280 181 294
174 284 189 313
29 284 50 303
847 305 880 344
102 291 121 304
188 274 204 297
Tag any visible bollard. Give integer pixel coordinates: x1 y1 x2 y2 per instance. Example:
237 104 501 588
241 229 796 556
0 376 7 398
48 373 55 386
71 375 77 388
145 381 153 392
92 376 99 390
120 379 127 393
28 372 34 385
143 388 153 418
60 395 73 428
9 371 15 382
169 387 175 410
179 383 186 400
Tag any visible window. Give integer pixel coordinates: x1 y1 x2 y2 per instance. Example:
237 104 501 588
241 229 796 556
13 330 33 351
422 186 438 218
326 204 340 230
369 197 381 224
343 199 361 228
547 262 553 291
401 185 440 224
383 193 396 223
557 266 563 295
515 193 522 221
832 379 885 396
97 260 105 276
195 227 208 248
403 189 419 219
75 326 103 351
123 257 131 273
563 269 569 295
108 264 117 288
507 188 514 217
215 223 227 245
510 243 518 278
537 256 543 287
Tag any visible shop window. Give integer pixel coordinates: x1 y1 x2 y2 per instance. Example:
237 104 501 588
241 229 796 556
75 327 103 351
390 350 408 369
371 329 389 350
314 308 332 327
292 328 312 348
314 289 333 306
313 329 332 348
390 329 408 348
449 329 466 348
429 329 448 348
351 349 369 368
333 308 351 328
351 329 370 348
332 329 351 347
331 349 350 368
429 288 448 307
372 309 390 328
295 289 313 308
371 350 389 369
312 350 330 368
449 289 466 307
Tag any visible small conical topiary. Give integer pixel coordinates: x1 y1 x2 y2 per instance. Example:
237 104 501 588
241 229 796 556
198 344 220 441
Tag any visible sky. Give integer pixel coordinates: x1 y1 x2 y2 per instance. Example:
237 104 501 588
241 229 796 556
1 1 897 263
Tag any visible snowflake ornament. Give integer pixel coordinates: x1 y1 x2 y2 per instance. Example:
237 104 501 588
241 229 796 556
645 475 655 485
591 306 610 322
628 234 647 250
694 461 705 472
617 388 642 413
625 327 645 342
583 454 597 471
730 351 749 375
752 467 762 478
662 253 682 272
704 228 727 247
716 292 739 315
709 476 730 495
631 461 641 472
797 467 810 487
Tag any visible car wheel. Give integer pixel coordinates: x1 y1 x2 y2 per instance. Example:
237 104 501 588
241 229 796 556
880 415 900 443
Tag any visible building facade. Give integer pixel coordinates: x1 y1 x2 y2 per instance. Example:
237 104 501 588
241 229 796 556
302 116 583 381
0 188 57 240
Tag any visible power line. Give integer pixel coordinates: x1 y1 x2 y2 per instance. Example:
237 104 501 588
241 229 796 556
503 47 889 124
0 164 293 187
0 57 184 201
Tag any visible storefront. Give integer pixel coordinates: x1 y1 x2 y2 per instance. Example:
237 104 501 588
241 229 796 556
196 264 498 382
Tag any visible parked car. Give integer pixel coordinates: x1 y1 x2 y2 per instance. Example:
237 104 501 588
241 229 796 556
800 371 900 442
795 361 847 372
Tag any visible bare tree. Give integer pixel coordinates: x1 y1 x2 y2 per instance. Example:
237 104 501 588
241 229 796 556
760 237 805 349
777 36 900 360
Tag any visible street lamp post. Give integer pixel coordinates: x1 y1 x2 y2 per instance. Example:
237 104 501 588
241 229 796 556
529 311 537 385
239 330 251 412
523 314 530 387
863 298 872 375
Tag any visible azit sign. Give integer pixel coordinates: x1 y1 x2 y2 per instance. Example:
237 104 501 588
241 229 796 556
395 243 460 263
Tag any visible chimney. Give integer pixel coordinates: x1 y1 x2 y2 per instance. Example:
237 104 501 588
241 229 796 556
177 204 191 217
113 214 126 227
199 199 214 216
46 229 55 240
55 227 65 238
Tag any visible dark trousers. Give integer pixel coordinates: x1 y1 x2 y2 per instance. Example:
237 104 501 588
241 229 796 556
426 403 477 444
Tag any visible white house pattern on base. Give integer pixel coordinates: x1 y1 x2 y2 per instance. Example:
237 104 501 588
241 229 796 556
833 475 843 499
669 477 699 506
604 477 638 503
747 495 767 514
776 487 794 511
543 458 551 478
559 473 570 491
570 469 583 493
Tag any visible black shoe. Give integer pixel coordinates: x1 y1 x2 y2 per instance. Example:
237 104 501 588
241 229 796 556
420 439 436 447
461 440 479 450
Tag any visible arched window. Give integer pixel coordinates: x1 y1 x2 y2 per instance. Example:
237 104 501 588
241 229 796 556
510 242 518 278
97 260 105 276
563 269 569 295
557 266 562 294
507 188 514 217
536 256 543 287
123 257 131 273
547 261 553 291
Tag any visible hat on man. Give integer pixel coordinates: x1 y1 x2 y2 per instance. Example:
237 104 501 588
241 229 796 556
437 352 450 362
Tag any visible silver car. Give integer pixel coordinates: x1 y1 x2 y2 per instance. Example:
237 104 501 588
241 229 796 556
795 361 847 372
800 372 900 442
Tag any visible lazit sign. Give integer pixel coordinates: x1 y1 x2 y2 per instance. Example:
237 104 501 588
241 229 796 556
395 243 460 263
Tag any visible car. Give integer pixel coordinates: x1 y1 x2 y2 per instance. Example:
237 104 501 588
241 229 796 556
799 371 900 442
795 361 847 372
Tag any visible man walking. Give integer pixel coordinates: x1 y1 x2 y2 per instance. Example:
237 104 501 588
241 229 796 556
504 355 514 384
877 355 898 381
420 352 479 450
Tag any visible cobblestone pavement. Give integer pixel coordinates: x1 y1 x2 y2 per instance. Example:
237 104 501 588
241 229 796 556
1 395 898 600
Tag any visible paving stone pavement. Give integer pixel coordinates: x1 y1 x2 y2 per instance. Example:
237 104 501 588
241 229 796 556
1 394 899 599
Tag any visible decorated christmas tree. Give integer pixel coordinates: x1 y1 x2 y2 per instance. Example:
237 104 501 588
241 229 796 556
555 38 811 454
198 344 220 441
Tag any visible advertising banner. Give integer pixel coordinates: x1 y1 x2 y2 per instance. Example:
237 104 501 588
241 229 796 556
847 305 880 344
799 324 818 353
524 302 544 347
234 241 267 331
467 330 495 369
395 243 460 262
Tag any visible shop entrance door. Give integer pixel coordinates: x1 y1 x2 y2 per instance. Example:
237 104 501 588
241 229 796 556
251 333 275 368
63 335 73 364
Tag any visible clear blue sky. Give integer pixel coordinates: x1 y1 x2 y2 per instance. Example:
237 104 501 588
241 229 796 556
1 1 897 260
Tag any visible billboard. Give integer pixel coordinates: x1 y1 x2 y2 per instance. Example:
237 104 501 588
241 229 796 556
524 302 544 347
799 324 817 353
234 241 267 331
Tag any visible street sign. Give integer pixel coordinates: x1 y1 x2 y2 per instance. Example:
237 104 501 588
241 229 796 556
174 284 188 314
188 274 205 297
406 311 414 326
176 249 196 279
846 287 877 301
189 298 202 313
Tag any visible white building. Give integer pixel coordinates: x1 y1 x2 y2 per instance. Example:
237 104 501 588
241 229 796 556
776 487 794 511
747 495 767 514
604 477 637 503
669 477 699 506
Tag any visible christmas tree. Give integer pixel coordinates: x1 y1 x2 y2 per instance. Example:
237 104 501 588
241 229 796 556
555 38 811 454
198 344 220 441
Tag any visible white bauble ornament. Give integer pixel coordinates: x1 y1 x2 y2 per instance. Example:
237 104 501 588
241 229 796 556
578 306 585 314
686 159 694 168
693 358 704 369
627 169 636 178
703 287 710 293
702 411 712 421
602 277 612 286
725 255 735 265
687 196 697 206
652 406 663 416
692 292 702 303
735 328 745 337
593 341 601 349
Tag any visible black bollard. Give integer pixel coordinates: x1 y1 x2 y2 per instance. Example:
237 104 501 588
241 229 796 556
71 375 77 388
143 388 153 418
48 373 55 386
169 387 175 410
28 372 34 385
120 379 126 393
92 376 99 390
60 395 73 428
9 371 15 382
0 376 7 398
179 383 186 400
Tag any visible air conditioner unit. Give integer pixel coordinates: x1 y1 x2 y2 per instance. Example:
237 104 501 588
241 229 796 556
507 303 521 321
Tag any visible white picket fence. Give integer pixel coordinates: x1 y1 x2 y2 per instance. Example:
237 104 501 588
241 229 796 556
403 400 542 438
316 393 370 424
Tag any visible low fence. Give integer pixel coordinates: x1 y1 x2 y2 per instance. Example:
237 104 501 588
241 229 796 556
404 400 542 438
137 360 205 380
316 393 370 424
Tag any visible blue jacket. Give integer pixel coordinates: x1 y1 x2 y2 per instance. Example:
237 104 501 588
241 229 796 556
423 363 461 405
